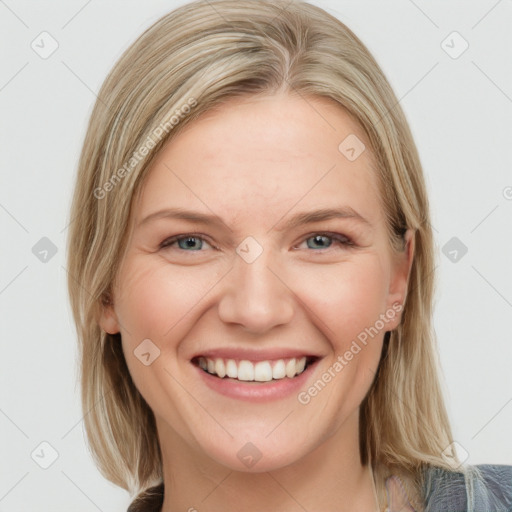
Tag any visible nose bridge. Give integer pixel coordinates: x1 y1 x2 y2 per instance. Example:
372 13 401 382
217 237 294 332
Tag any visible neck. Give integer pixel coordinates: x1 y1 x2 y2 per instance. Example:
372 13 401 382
157 413 380 512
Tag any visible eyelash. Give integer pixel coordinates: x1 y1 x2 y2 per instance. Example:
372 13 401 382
158 232 355 252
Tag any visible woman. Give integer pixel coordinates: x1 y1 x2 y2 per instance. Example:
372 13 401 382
66 0 511 510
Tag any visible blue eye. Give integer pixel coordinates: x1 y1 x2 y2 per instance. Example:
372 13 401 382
177 237 203 250
307 234 333 249
160 235 211 251
302 233 353 250
159 232 354 253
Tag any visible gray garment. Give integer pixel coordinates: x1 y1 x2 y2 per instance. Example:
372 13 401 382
422 464 512 512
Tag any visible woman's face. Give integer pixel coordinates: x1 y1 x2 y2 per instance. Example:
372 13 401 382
100 92 413 472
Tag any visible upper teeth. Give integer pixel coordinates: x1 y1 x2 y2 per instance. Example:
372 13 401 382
198 357 307 381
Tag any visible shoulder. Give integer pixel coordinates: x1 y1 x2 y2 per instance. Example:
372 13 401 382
421 463 512 512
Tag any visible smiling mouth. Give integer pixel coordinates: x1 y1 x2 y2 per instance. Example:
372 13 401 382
192 356 318 382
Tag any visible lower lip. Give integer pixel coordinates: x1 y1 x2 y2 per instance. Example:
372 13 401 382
194 361 319 402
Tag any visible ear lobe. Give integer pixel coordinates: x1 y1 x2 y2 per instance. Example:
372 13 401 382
98 295 121 334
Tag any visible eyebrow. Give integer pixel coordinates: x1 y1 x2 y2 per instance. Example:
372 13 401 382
137 206 371 232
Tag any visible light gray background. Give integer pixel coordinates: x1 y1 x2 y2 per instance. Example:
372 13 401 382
1 1 511 510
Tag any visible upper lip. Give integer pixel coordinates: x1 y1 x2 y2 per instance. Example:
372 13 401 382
191 348 322 362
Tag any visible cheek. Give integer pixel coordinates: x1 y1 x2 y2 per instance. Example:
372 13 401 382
113 259 221 413
290 258 391 419
293 256 391 345
115 258 221 343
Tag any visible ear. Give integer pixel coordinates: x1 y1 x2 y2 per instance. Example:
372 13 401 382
385 229 415 330
98 293 121 334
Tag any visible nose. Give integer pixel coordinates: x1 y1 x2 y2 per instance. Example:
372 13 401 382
217 244 295 334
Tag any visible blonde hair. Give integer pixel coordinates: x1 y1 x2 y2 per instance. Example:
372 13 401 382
67 0 465 507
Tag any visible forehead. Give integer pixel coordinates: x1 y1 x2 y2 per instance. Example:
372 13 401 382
134 92 382 230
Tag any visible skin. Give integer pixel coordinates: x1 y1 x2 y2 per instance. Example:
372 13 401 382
100 91 414 512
